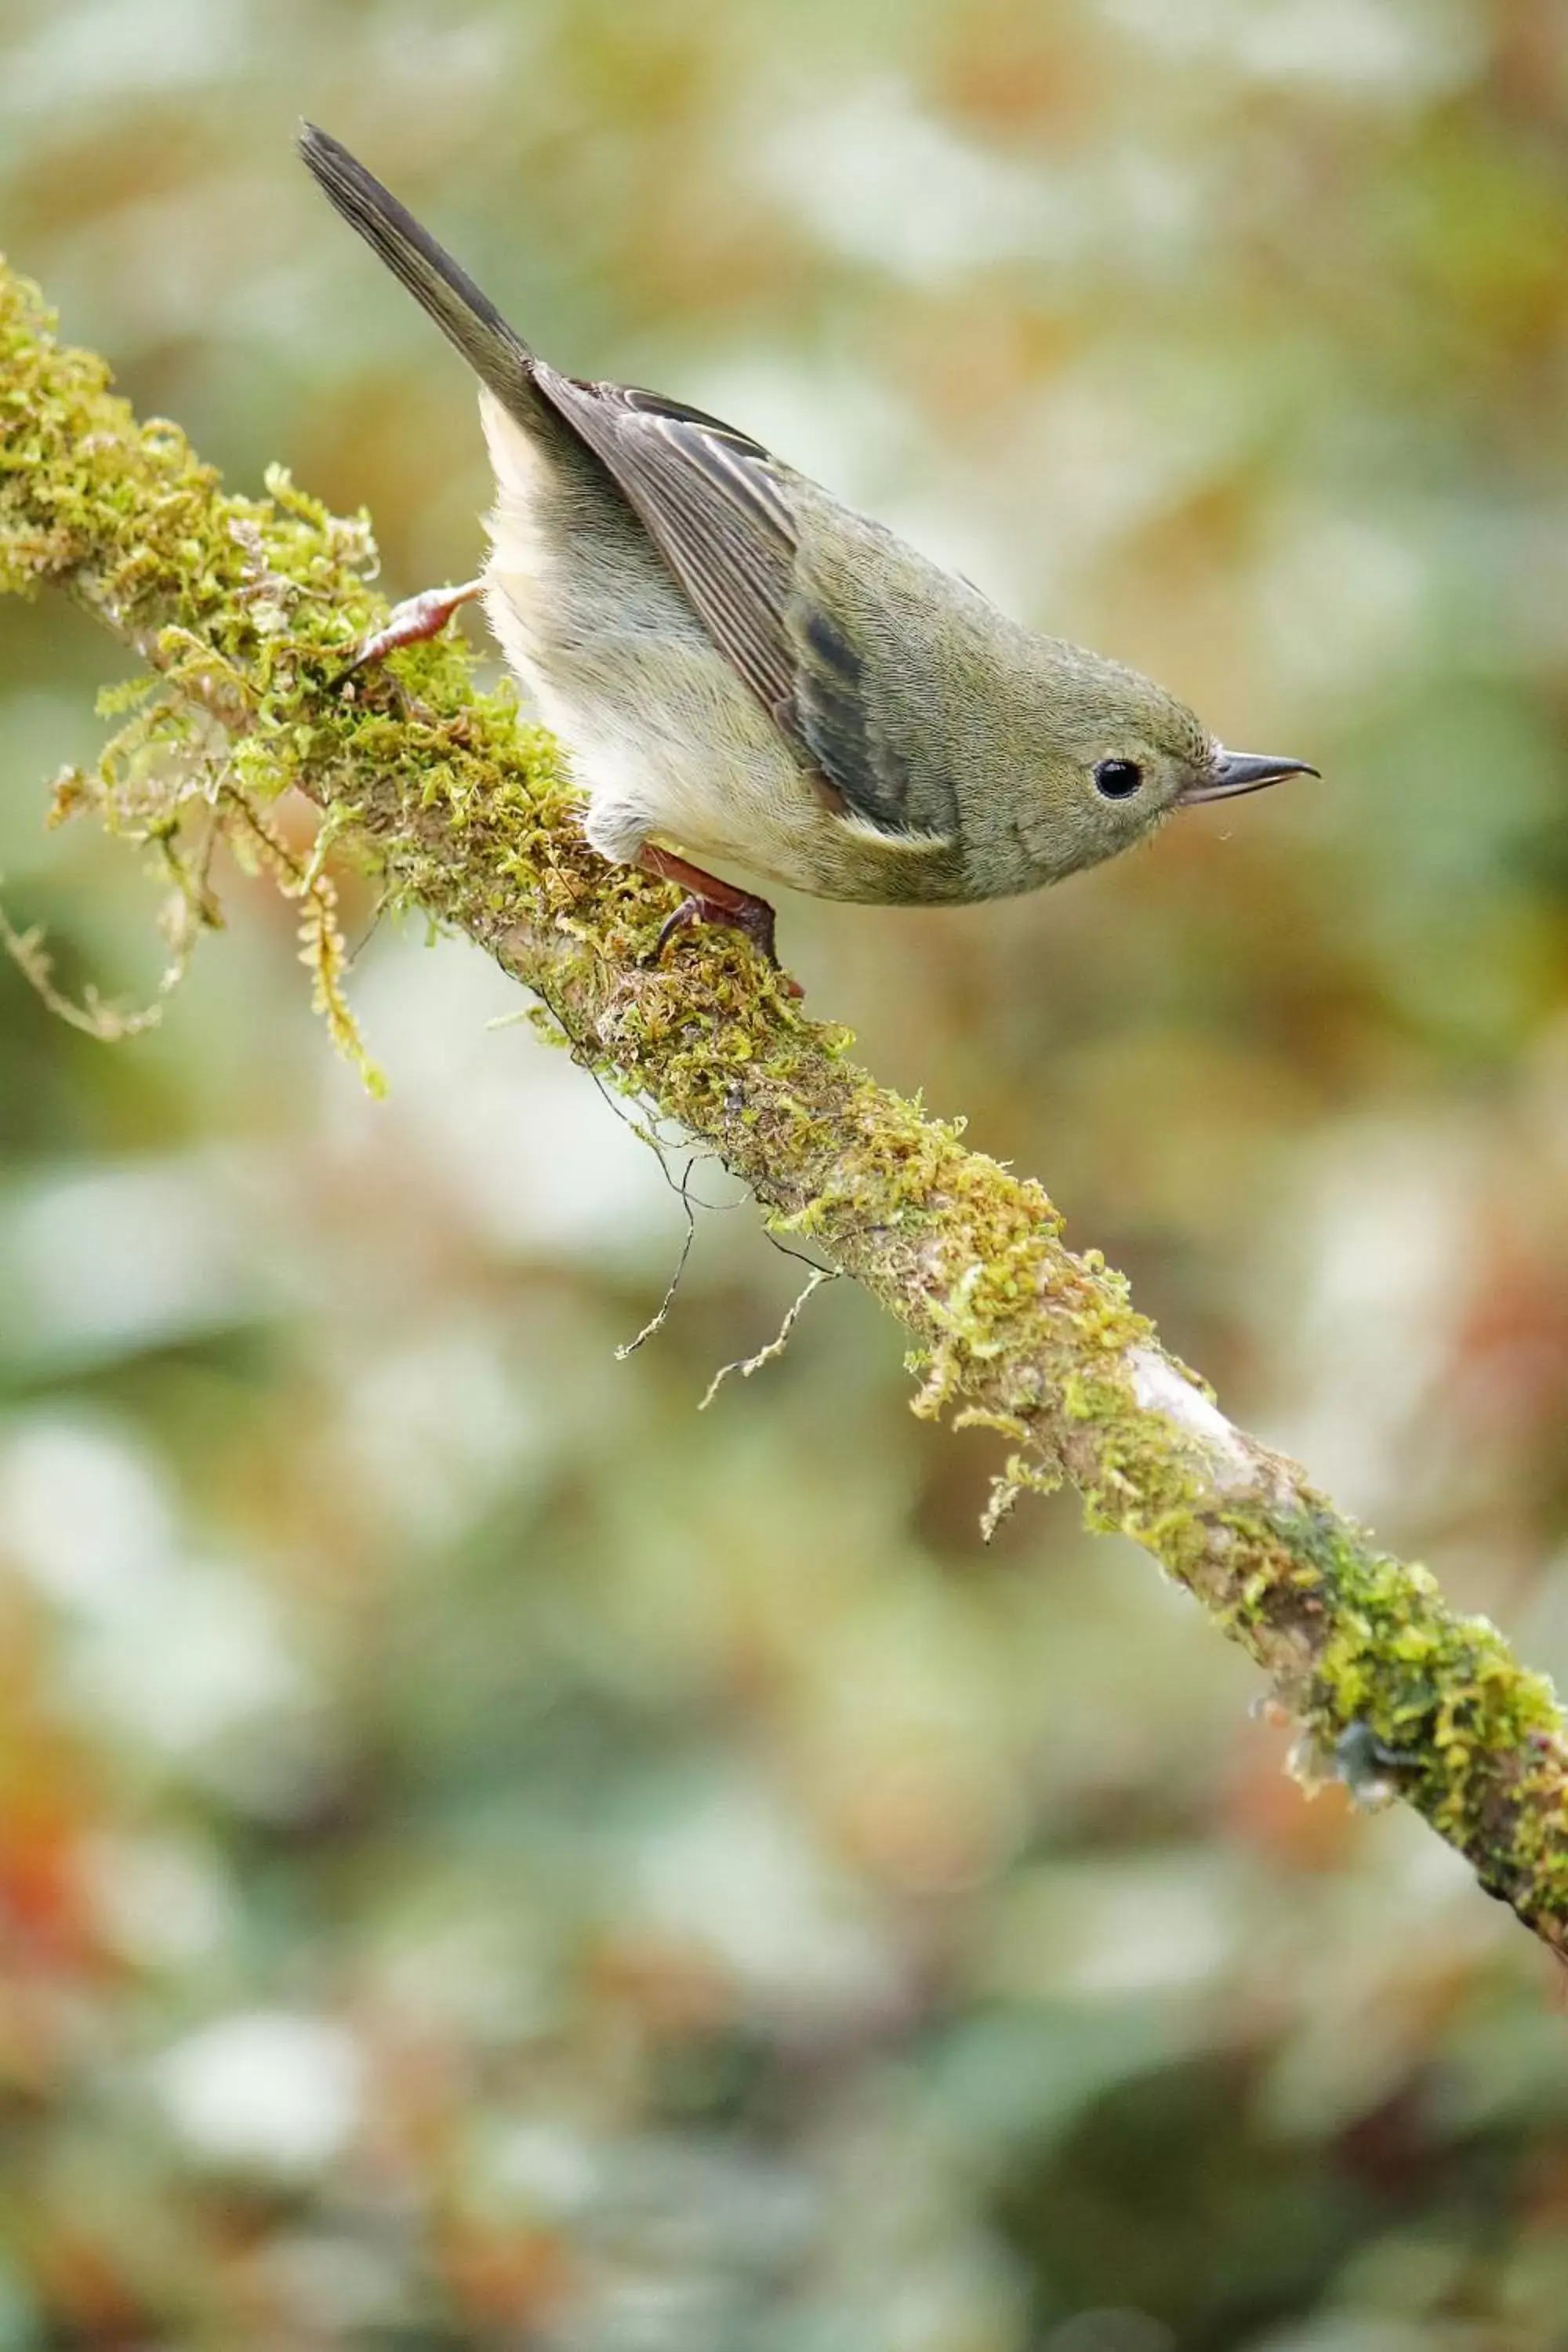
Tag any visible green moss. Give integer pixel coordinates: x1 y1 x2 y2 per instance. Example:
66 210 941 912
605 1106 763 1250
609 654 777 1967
1260 1503 1568 1913
5 256 1568 1949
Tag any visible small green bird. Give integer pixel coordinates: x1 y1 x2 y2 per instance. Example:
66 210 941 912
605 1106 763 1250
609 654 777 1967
300 126 1315 976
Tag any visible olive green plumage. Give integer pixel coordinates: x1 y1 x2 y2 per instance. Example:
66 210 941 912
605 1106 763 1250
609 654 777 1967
300 125 1314 927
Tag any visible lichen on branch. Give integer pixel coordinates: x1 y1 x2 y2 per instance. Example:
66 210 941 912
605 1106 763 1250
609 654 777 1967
4 256 1566 1958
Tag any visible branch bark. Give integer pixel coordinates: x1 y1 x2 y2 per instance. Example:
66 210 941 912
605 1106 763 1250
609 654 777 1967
5 258 1566 1955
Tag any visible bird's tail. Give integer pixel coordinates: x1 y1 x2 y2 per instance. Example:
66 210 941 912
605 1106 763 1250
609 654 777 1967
299 123 547 427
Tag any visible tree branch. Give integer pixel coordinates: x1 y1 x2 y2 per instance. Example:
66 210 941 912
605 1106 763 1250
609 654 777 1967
5 258 1566 1955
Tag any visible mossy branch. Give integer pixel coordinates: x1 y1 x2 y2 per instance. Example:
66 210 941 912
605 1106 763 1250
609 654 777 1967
5 258 1566 1956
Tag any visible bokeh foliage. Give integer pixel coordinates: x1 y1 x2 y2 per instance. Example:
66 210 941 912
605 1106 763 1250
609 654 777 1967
4 2 1568 2347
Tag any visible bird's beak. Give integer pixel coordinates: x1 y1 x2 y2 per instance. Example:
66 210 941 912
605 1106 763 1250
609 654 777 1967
1181 746 1319 804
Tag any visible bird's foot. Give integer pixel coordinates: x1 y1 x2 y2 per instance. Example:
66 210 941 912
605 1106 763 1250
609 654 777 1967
335 578 485 683
637 846 802 998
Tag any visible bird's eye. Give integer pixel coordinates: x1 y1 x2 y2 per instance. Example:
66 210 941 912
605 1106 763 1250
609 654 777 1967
1094 758 1144 800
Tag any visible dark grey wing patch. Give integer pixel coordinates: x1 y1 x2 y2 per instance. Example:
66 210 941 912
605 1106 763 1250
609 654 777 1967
786 608 918 836
532 365 935 842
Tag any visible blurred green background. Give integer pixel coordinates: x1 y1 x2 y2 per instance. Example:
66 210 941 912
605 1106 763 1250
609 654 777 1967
5 2 1568 2346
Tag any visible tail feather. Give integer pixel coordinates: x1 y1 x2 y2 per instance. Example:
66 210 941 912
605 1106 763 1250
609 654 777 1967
299 123 546 426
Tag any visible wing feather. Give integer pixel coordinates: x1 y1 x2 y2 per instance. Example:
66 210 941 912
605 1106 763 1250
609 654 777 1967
538 369 799 717
532 366 939 842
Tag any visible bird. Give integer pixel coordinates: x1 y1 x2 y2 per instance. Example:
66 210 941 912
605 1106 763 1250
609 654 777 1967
299 125 1316 983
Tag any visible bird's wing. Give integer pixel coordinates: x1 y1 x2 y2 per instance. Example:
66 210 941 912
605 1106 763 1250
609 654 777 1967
535 368 929 839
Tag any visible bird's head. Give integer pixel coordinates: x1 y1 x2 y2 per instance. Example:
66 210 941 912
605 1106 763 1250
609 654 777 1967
1018 644 1316 881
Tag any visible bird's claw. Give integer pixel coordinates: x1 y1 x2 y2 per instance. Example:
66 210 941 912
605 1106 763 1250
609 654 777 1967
647 893 803 999
636 847 802 997
332 578 485 687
